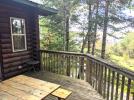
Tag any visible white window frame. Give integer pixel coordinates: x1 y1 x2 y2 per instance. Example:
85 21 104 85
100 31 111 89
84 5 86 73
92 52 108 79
10 17 27 52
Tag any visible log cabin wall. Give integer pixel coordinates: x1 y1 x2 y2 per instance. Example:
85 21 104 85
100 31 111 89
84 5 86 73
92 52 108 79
0 1 40 79
0 31 3 80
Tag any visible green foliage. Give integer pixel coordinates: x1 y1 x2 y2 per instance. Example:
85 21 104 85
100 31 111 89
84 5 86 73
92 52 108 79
69 32 81 52
109 54 134 71
111 32 134 58
40 17 64 50
109 32 134 71
40 0 80 51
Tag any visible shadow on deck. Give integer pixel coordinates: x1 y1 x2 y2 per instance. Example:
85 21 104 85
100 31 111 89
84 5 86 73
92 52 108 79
24 71 104 100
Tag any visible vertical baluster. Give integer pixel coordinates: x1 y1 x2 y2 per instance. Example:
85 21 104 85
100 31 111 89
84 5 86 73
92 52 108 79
50 53 53 72
65 55 67 75
86 58 92 83
97 63 101 91
52 53 54 73
54 53 56 73
73 56 77 79
48 53 50 71
111 71 115 100
46 53 48 71
95 62 98 90
61 54 64 75
48 53 51 72
132 92 134 100
92 60 95 88
131 82 134 100
70 55 72 77
43 53 46 71
78 56 80 79
40 51 43 71
74 56 77 79
76 56 79 79
71 55 74 78
68 55 71 76
89 59 93 85
84 56 86 80
92 60 95 87
52 53 54 72
103 66 107 98
67 54 69 76
73 55 76 78
57 54 59 74
50 53 52 72
100 64 104 95
53 53 55 73
64 54 67 75
59 54 62 75
126 78 131 100
107 69 111 100
120 75 125 100
81 56 85 80
56 53 58 74
86 57 89 82
98 64 103 95
59 54 61 74
94 61 97 89
78 56 83 79
47 53 49 70
115 73 120 100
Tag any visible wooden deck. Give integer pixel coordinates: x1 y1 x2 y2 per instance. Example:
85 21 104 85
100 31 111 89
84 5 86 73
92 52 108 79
25 71 104 100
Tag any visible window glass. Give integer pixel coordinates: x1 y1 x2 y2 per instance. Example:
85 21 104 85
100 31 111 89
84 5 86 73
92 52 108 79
13 36 26 50
10 17 27 52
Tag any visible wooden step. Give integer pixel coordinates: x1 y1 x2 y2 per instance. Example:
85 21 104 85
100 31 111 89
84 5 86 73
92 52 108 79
51 88 72 100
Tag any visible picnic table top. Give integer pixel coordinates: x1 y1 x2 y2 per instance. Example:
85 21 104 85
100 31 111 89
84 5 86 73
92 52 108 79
0 75 60 100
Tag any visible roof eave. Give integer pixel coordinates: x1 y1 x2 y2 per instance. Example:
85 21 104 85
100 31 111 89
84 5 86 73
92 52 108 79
12 0 58 16
38 6 58 16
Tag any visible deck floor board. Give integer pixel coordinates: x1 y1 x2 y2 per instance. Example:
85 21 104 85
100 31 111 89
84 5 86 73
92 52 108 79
25 71 104 100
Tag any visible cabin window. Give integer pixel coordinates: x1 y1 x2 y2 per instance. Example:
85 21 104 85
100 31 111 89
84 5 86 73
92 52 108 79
10 17 27 52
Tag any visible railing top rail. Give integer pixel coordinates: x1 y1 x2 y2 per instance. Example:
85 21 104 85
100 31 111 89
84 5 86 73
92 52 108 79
40 50 85 56
40 50 134 80
86 54 134 80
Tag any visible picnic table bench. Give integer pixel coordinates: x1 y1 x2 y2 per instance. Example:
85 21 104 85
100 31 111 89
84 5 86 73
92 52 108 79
52 88 72 100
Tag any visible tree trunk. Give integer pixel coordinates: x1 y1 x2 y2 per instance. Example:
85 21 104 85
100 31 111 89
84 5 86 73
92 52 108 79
65 16 69 51
81 33 88 53
87 4 92 53
101 0 109 59
92 0 99 55
63 0 70 51
81 4 93 53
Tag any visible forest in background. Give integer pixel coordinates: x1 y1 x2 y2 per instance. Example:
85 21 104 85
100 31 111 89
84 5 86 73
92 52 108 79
39 0 134 71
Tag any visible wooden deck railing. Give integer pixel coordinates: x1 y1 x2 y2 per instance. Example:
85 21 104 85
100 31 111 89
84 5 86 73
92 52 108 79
40 50 134 100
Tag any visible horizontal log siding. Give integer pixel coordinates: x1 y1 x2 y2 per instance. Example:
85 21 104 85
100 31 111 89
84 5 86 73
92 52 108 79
0 29 3 80
0 2 40 78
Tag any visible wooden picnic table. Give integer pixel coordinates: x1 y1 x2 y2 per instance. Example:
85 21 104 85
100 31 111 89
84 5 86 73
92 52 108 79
0 75 60 100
